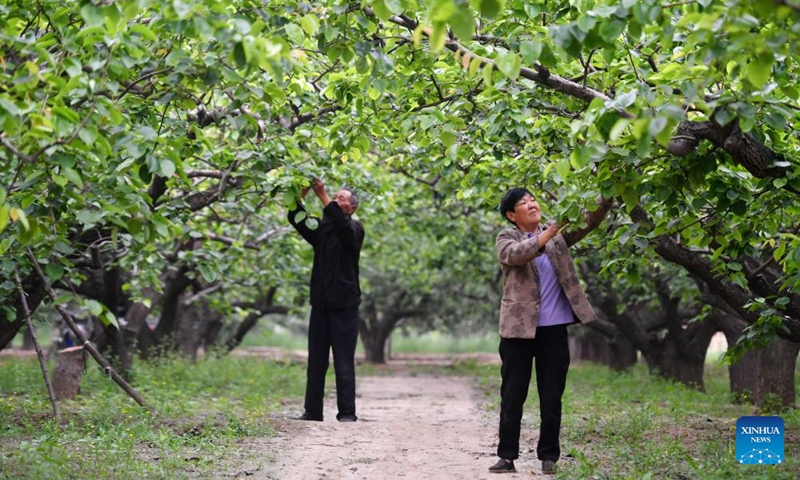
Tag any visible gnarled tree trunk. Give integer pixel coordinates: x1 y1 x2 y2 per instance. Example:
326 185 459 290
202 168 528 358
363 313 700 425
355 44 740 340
714 314 800 410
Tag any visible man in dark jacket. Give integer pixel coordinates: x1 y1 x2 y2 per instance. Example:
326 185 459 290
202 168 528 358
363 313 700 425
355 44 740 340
288 178 365 422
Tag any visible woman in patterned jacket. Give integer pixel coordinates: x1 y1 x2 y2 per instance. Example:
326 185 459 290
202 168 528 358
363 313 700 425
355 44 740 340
488 187 612 475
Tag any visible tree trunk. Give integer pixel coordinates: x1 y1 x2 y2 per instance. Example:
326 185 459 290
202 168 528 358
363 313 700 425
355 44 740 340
569 332 611 365
51 346 85 400
607 335 637 372
175 298 198 360
359 318 392 364
729 339 800 410
711 313 799 409
21 326 34 350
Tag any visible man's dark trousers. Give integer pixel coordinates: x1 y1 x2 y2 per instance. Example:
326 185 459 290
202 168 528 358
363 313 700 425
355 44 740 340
497 324 570 461
304 305 360 421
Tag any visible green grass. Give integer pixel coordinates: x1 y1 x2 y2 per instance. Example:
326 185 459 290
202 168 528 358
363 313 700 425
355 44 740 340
239 324 498 355
390 330 497 354
464 360 800 479
0 354 307 479
2 353 798 479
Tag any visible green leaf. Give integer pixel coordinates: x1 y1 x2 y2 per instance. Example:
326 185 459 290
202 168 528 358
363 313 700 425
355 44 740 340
774 242 787 262
285 23 305 45
621 187 639 212
198 264 218 283
765 112 786 130
441 131 457 148
431 0 457 22
569 146 591 169
479 0 504 19
0 98 20 116
45 263 65 282
61 167 83 187
747 52 773 89
85 299 104 316
172 0 193 19
468 57 482 77
233 41 247 68
54 293 73 305
482 62 494 86
384 0 404 14
538 43 558 67
160 159 176 178
524 4 540 18
713 107 734 126
16 218 37 245
520 41 542 64
79 4 105 27
9 207 29 230
430 21 447 51
0 205 9 234
102 311 120 328
130 24 158 42
77 209 103 227
599 18 625 43
371 0 392 21
609 118 630 141
495 51 521 80
781 85 799 100
300 15 319 37
450 8 474 40
577 14 596 33
556 158 571 179
52 106 80 123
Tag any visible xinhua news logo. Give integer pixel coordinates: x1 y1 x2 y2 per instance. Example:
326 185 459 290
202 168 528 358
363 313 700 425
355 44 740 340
736 416 784 465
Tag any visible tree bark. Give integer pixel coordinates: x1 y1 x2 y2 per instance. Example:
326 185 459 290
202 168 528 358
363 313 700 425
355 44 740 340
21 327 34 350
51 346 85 400
607 334 638 372
630 206 800 341
581 263 717 388
569 330 611 365
651 318 717 390
175 297 197 360
713 314 800 409
359 315 393 364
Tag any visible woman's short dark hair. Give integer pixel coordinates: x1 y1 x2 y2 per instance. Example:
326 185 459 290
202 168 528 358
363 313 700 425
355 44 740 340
499 187 532 225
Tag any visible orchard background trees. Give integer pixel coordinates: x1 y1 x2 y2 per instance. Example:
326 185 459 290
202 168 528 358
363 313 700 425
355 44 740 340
1 0 798 408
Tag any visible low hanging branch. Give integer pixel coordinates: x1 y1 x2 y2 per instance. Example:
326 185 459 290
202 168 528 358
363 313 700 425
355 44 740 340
628 207 800 342
367 9 621 111
368 8 795 190
26 249 150 409
15 270 61 422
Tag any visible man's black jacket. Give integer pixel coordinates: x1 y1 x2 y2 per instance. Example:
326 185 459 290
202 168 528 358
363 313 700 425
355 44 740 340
288 201 365 311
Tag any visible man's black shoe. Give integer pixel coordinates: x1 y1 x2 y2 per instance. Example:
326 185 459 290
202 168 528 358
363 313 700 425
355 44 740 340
542 459 556 475
337 414 357 422
294 412 323 421
488 458 516 473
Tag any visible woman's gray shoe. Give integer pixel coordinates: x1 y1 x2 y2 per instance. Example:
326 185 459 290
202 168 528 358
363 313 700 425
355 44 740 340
542 459 556 474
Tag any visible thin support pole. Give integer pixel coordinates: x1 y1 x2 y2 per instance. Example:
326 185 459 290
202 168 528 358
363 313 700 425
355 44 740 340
26 249 150 410
15 270 61 422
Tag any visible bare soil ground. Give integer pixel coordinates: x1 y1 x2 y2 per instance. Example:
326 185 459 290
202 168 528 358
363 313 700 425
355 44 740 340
222 363 554 480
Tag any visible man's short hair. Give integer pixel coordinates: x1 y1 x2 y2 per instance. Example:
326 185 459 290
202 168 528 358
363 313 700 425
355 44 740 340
342 187 359 208
499 187 532 225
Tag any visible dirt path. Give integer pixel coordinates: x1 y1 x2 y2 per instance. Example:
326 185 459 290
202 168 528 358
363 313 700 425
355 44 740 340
244 373 552 480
